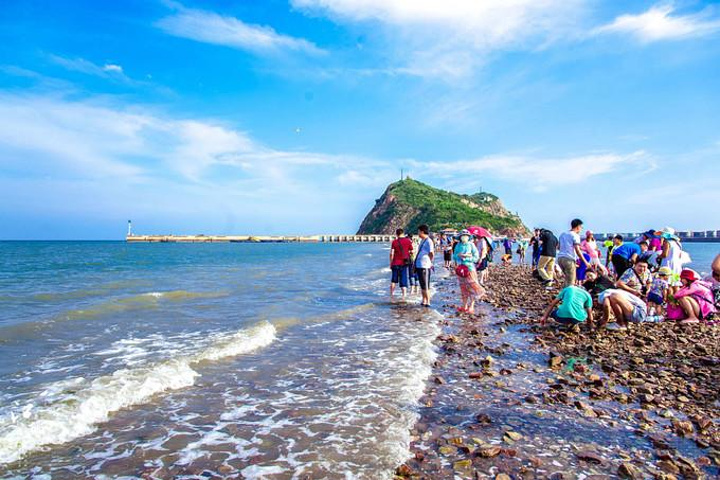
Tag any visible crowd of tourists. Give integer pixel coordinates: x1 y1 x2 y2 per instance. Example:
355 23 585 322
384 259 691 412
388 221 720 330
533 219 719 330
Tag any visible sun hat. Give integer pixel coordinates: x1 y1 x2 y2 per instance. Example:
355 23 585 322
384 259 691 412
680 269 700 282
656 226 680 241
458 229 473 239
658 267 672 277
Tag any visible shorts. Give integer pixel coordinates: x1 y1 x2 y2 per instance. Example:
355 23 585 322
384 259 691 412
391 265 409 288
630 305 647 323
647 292 664 305
551 309 583 325
443 251 452 262
477 258 489 271
416 267 431 291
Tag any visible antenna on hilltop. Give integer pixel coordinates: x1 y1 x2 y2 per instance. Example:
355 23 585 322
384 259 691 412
401 168 404 181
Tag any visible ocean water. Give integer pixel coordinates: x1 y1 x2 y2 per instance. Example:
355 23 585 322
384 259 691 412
0 241 443 479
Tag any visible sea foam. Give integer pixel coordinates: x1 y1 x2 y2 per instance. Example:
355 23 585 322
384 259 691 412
0 322 276 465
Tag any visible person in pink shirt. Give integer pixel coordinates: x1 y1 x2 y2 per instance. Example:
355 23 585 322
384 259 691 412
581 231 607 274
674 269 717 324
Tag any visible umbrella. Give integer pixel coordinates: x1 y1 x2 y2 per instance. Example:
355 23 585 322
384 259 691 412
467 226 491 238
643 229 661 238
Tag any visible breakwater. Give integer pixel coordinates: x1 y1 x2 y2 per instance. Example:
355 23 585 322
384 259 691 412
125 234 395 243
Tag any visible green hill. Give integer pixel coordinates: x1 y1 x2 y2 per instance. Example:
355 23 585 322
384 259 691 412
356 178 529 236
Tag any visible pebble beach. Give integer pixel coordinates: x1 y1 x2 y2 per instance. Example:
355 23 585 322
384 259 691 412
397 264 718 480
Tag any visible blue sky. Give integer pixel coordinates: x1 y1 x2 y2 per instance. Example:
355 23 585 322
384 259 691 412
1 0 719 239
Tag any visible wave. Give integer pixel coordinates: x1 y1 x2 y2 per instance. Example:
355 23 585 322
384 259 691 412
66 290 227 318
0 322 276 465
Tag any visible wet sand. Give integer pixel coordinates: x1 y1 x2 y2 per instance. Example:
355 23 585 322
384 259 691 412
397 264 719 479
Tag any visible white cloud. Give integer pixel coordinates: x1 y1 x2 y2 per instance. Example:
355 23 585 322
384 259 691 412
594 3 720 42
157 4 325 56
292 0 585 78
102 64 123 73
49 55 133 82
411 151 650 192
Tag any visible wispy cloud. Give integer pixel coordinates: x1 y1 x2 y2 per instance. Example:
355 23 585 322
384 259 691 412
157 3 325 56
49 55 136 83
594 3 720 43
292 0 586 78
410 151 651 192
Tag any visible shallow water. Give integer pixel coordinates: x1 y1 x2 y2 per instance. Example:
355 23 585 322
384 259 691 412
0 241 441 478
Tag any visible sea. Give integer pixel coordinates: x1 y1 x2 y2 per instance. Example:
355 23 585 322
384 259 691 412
0 241 717 479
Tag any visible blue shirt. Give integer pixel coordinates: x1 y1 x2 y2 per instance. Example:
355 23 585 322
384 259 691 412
612 242 641 260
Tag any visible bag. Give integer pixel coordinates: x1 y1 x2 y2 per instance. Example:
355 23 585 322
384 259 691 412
455 264 470 278
666 303 684 321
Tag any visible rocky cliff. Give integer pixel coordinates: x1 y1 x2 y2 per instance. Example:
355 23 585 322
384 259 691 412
356 179 529 237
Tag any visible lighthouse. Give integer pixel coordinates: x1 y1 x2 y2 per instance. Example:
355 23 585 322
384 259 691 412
127 220 133 237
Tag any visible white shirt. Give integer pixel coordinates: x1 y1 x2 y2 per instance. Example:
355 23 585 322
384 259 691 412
415 237 435 269
558 231 580 260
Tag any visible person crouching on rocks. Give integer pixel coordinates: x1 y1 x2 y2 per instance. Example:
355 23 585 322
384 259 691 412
540 284 594 330
674 269 717 324
453 230 485 314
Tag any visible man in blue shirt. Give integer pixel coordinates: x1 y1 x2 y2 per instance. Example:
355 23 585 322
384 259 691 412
611 235 641 278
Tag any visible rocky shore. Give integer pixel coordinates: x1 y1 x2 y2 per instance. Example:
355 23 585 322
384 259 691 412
396 265 719 479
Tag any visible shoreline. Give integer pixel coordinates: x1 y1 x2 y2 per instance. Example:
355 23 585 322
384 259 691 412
396 264 718 479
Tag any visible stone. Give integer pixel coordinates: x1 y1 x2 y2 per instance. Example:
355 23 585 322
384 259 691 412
475 413 492 424
656 460 680 475
617 463 643 479
453 459 473 473
439 446 457 456
671 420 693 436
549 354 563 368
496 475 511 480
576 450 604 464
395 465 412 477
478 446 502 458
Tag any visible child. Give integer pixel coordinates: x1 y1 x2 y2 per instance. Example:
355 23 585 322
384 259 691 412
647 267 670 315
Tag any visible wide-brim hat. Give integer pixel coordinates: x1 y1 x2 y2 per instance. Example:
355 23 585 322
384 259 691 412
656 226 679 241
457 229 473 239
680 269 700 282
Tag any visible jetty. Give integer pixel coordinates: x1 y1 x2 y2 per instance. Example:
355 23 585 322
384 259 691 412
125 234 395 243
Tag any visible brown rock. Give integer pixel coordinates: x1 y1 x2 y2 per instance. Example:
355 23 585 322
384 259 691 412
496 475 511 480
617 463 642 479
577 450 604 464
656 460 680 475
549 354 563 368
478 446 502 458
671 420 693 437
475 413 492 424
395 464 412 477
